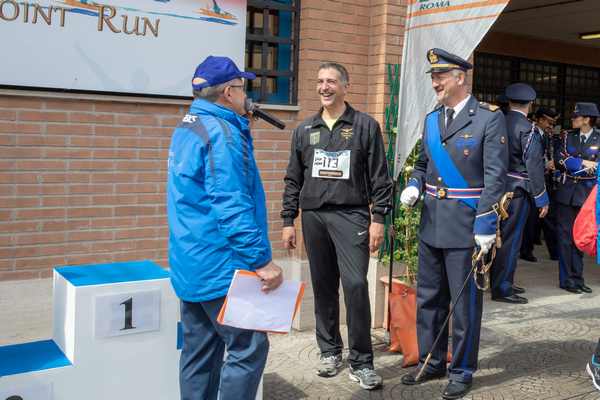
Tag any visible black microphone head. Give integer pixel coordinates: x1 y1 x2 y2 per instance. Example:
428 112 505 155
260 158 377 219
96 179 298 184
244 98 257 113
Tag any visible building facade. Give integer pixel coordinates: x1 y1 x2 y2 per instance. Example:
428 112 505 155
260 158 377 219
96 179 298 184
1 0 600 283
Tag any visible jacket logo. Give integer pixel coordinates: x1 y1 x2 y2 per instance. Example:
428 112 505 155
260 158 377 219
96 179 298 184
341 128 353 140
310 130 320 145
182 114 197 123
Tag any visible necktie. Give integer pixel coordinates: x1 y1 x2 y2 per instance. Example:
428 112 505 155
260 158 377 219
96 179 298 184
446 108 455 131
581 134 587 146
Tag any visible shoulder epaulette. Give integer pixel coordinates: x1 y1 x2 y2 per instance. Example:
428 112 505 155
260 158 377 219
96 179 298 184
479 101 499 112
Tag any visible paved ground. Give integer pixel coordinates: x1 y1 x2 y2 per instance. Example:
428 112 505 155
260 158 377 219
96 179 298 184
2 246 600 399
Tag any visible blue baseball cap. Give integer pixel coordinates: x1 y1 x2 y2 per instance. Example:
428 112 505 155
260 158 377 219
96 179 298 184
426 48 472 73
192 56 256 91
505 83 536 103
573 102 600 118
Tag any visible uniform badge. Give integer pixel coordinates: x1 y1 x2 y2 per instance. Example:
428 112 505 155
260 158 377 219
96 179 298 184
500 136 506 144
427 49 438 64
463 149 470 156
341 128 353 140
309 130 320 145
488 104 499 112
461 134 473 139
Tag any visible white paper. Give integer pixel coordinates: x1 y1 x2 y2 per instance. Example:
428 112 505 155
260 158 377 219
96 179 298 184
94 290 161 338
221 271 303 333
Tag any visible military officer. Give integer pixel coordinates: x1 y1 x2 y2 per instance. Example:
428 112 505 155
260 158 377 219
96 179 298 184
490 83 549 304
399 48 508 400
534 107 560 261
553 102 600 293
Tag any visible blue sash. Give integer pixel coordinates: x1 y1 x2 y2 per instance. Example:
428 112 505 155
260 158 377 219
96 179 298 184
425 110 478 209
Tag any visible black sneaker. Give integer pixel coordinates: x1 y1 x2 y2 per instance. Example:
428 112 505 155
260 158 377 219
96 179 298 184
348 366 383 390
586 356 600 392
316 354 343 377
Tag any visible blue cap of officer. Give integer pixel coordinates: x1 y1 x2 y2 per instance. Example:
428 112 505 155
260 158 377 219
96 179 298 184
505 83 536 103
496 93 508 105
426 48 472 73
573 102 600 118
192 56 256 91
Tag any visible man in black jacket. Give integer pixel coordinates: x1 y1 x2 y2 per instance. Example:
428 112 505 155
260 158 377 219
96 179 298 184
280 62 392 390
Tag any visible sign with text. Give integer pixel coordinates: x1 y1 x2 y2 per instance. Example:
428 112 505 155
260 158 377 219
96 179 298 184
0 382 52 400
94 290 160 338
0 0 246 96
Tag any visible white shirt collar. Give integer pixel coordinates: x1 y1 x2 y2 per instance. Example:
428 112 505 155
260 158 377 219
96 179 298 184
444 95 471 121
512 109 528 118
581 128 594 142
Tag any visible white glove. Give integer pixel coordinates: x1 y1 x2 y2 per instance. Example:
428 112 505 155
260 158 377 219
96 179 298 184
400 186 420 207
474 234 496 255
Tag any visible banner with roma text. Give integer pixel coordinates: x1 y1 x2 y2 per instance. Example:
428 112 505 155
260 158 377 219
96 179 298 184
394 0 510 178
0 0 246 96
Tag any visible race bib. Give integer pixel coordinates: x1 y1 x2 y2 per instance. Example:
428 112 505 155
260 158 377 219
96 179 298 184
311 149 351 179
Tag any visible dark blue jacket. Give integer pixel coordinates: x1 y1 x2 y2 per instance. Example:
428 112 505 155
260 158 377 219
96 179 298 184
554 128 600 207
408 96 509 249
167 99 272 302
505 110 548 207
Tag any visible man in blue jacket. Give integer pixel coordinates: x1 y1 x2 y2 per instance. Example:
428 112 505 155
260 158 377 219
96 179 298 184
167 56 283 400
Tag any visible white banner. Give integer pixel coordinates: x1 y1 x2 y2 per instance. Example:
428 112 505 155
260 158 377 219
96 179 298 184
0 0 247 96
394 0 509 178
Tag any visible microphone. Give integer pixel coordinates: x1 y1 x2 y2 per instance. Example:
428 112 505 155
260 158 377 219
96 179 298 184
245 99 286 130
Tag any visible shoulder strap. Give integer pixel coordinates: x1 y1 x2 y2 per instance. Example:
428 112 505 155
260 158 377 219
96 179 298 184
425 110 478 209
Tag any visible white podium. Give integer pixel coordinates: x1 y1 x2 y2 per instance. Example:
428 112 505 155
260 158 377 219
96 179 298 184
0 261 179 399
0 260 263 400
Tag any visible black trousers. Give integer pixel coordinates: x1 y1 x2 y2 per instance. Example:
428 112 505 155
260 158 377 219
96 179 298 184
416 241 483 384
491 193 530 298
556 203 585 288
301 207 373 369
539 196 559 259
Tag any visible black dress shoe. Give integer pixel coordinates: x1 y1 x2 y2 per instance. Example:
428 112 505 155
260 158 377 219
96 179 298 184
491 294 528 304
401 369 446 385
579 284 592 293
442 380 472 400
512 285 526 294
520 253 538 262
561 285 582 294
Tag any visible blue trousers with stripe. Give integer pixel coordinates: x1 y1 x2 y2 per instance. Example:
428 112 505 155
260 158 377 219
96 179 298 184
179 298 269 400
555 203 585 288
490 193 530 298
416 241 483 383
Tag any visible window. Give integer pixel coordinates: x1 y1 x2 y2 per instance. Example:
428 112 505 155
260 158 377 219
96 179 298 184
245 0 300 105
473 52 600 128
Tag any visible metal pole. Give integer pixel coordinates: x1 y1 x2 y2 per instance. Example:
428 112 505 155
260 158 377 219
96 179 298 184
384 179 398 345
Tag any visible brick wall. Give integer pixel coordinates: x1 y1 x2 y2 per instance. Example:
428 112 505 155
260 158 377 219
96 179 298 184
0 0 409 281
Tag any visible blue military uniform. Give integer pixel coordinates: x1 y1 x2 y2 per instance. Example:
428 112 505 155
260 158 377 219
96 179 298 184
535 107 560 260
405 49 508 390
553 102 600 292
490 83 548 303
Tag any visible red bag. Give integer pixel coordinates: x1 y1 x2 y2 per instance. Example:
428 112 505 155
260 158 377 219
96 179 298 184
573 184 597 257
